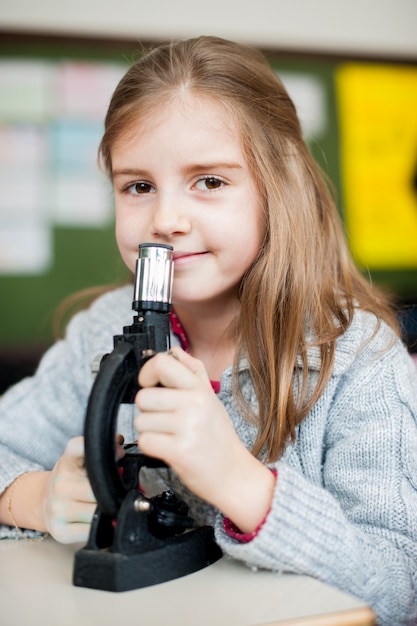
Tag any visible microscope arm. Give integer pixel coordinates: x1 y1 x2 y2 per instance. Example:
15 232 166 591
84 340 137 518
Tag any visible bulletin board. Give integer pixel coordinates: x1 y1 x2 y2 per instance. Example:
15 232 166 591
0 36 131 357
0 33 416 361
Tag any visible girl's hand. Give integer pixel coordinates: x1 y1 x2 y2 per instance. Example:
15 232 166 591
135 347 275 533
42 436 96 544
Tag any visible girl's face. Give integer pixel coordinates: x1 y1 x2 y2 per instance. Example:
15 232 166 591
111 94 264 312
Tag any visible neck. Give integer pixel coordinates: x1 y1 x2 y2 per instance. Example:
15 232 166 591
173 300 238 380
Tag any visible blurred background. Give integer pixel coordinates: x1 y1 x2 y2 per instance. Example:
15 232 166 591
0 0 416 390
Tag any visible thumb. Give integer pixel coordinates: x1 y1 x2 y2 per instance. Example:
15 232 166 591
168 347 211 385
62 436 86 473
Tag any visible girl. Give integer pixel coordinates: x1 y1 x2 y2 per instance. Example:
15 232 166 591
1 36 417 625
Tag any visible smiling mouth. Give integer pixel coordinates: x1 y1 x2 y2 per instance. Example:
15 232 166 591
173 251 208 262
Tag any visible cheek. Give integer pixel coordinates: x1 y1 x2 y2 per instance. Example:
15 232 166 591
115 221 126 252
240 210 265 261
115 222 136 273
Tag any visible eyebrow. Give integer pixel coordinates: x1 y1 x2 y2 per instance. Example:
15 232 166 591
183 162 243 173
111 162 243 178
112 168 147 178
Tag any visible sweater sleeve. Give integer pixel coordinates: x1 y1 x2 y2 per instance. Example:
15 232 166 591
0 286 133 494
214 335 417 626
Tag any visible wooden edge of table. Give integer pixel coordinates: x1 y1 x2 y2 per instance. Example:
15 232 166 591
260 606 376 626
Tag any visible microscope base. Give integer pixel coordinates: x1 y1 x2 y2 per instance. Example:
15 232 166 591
73 526 222 592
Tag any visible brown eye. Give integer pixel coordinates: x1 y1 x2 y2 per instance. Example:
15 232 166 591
195 176 225 191
134 182 153 194
205 177 222 189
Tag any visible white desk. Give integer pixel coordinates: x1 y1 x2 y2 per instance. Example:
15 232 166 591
0 538 375 626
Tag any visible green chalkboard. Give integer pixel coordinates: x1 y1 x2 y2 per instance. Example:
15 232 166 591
0 33 416 364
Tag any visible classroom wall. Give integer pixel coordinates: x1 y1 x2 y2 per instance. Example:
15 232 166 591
1 0 417 60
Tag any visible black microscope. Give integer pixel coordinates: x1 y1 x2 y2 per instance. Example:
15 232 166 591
73 243 221 591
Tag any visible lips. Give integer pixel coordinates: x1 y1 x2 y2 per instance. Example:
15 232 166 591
173 251 208 262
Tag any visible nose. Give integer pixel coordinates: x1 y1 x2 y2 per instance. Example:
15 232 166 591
150 192 191 240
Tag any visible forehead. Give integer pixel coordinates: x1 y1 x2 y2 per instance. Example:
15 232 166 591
114 93 242 151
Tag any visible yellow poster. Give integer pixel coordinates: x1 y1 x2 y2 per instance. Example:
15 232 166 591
336 64 417 269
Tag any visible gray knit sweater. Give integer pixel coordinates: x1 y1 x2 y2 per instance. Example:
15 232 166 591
1 285 417 625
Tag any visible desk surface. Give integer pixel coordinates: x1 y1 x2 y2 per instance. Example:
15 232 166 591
0 538 375 626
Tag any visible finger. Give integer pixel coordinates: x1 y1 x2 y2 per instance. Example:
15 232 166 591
52 499 96 523
115 432 126 461
136 387 182 412
137 431 176 464
168 347 211 383
116 442 126 461
139 351 209 389
63 436 86 472
135 411 178 435
51 521 92 545
50 473 96 503
71 501 97 523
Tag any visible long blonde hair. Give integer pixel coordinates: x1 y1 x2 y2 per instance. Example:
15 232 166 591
99 36 398 460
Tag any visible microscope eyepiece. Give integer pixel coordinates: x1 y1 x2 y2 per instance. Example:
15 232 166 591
132 243 174 313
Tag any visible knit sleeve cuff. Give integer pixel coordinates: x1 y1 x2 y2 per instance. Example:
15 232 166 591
223 469 278 543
